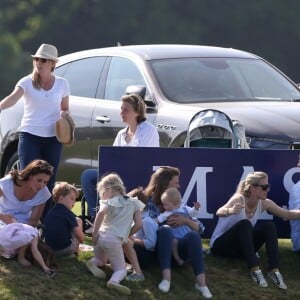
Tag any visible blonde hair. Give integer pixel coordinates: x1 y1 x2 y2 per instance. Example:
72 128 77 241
97 173 126 197
31 61 56 89
237 171 268 198
161 187 181 206
52 181 79 202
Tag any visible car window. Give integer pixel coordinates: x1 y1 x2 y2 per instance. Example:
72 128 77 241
55 57 106 98
150 58 300 103
104 57 146 101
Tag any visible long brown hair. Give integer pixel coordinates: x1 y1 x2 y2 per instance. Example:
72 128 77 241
144 166 180 208
10 159 53 186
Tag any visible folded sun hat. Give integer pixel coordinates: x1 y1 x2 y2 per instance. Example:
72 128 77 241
55 115 75 146
31 43 59 62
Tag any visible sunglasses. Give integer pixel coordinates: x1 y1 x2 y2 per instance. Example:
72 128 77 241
33 57 48 63
253 184 270 191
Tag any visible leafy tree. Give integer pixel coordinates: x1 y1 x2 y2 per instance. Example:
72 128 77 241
1 0 300 98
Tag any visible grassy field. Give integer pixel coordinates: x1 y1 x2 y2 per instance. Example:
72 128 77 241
0 203 299 299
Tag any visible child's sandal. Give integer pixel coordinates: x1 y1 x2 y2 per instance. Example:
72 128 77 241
45 269 56 278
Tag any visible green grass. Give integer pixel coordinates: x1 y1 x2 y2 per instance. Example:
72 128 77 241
0 202 299 299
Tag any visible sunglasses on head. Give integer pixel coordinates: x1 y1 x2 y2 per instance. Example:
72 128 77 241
33 57 48 63
253 184 270 191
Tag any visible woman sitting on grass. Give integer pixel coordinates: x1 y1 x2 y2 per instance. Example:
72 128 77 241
0 159 53 270
129 166 212 298
210 171 300 290
0 159 53 227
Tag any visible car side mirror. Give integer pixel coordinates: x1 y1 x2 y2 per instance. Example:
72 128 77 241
125 85 156 108
126 85 146 99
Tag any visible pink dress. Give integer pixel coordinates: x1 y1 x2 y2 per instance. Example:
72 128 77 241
0 222 38 257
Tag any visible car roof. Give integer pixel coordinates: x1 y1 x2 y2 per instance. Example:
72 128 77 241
58 44 259 63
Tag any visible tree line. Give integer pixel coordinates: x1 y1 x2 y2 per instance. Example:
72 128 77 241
1 0 300 98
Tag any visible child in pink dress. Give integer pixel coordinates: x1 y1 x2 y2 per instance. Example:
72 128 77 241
0 220 55 277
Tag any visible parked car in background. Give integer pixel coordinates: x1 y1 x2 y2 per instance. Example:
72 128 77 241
1 44 300 185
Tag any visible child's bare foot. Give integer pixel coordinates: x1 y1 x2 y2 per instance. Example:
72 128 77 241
18 258 32 267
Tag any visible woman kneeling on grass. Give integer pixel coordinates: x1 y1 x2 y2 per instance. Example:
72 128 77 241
85 173 145 295
210 171 300 290
0 159 55 276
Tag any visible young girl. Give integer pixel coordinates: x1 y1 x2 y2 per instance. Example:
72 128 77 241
0 221 55 277
85 173 145 295
157 188 204 266
44 182 84 257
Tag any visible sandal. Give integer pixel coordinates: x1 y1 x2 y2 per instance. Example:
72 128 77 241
45 269 56 278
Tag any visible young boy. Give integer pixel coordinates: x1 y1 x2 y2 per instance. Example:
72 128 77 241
44 182 84 257
157 187 204 266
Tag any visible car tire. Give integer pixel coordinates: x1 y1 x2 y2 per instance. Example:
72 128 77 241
5 152 20 175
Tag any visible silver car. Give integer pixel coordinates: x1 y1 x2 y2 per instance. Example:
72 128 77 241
1 44 300 184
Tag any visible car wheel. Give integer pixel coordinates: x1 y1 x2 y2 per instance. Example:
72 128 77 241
5 152 20 175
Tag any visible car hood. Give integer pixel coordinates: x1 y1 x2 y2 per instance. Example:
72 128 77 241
182 101 300 143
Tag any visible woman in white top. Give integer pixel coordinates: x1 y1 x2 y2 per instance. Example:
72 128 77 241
0 44 70 218
113 93 159 147
0 159 53 265
210 171 300 290
85 173 145 295
81 93 159 219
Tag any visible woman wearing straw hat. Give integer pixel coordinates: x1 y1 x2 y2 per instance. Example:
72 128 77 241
0 43 70 219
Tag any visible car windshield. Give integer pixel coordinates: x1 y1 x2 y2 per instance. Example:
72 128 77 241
150 58 300 103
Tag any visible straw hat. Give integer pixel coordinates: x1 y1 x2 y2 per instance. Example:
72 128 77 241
55 115 75 146
31 43 59 62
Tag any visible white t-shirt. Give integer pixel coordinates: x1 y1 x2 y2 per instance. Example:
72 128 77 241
0 175 51 223
113 121 159 147
99 195 145 243
17 74 70 137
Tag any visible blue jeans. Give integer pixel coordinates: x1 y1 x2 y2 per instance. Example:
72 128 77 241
18 132 63 218
156 225 205 276
80 169 98 218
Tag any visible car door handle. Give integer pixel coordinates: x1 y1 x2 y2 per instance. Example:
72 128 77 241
95 116 111 123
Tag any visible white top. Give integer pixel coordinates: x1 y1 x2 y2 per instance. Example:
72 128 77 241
99 196 145 243
0 175 51 223
210 196 263 247
113 121 160 147
0 223 39 257
157 205 201 223
17 74 70 137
